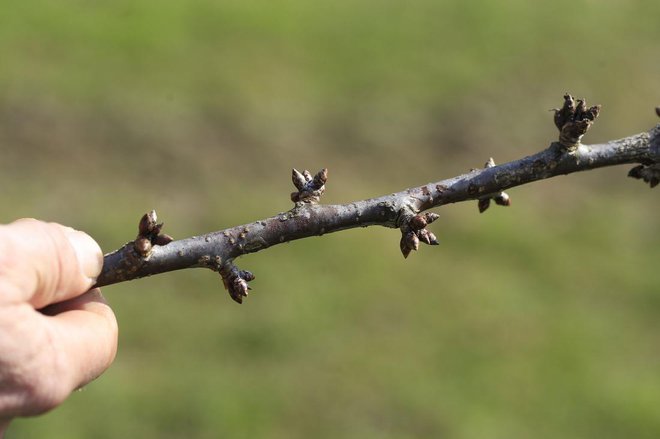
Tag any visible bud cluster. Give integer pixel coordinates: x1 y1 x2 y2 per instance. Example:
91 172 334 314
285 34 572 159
477 158 511 213
399 212 440 259
291 168 328 204
628 163 660 188
220 263 256 304
134 210 174 256
553 94 600 149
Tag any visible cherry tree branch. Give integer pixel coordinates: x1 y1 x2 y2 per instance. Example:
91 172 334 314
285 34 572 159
95 96 660 303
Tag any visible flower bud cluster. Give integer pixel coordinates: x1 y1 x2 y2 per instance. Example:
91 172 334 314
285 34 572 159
134 210 174 256
628 164 660 188
291 168 328 204
553 94 600 149
399 212 439 259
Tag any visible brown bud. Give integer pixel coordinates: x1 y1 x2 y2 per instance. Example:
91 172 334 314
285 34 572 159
291 192 301 202
134 237 152 256
478 198 491 213
410 214 427 230
656 107 660 118
426 231 439 245
554 94 576 130
312 168 328 189
302 170 313 182
494 192 511 206
424 212 440 224
292 169 306 191
418 229 432 245
404 231 420 251
138 210 158 236
574 99 586 120
154 234 174 246
399 235 412 259
226 277 250 304
585 105 600 121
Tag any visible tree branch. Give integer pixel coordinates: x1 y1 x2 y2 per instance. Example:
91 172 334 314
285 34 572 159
95 96 660 303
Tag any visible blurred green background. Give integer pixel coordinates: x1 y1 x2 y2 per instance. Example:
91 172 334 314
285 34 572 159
2 0 659 438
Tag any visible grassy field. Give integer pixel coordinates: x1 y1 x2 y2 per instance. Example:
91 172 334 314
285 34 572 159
2 1 659 437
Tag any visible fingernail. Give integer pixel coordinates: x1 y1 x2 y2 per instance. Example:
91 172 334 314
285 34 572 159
67 230 104 281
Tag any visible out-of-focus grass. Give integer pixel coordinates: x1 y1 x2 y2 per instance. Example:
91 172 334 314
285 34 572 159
2 1 659 438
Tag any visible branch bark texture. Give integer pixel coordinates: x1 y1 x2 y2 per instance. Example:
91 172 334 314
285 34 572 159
95 99 660 302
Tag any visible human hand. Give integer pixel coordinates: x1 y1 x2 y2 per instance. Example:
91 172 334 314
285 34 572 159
0 219 118 436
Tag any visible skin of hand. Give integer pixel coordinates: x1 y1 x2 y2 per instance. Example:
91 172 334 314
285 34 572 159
0 219 118 436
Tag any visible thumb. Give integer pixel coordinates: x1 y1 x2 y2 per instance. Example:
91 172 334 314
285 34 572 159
0 219 103 309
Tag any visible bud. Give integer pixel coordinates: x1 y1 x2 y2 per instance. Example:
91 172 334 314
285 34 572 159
656 107 660 118
424 212 440 224
134 237 152 256
240 270 256 281
628 165 644 179
410 214 427 230
426 231 439 245
302 170 313 182
418 229 432 245
494 192 511 206
138 210 158 236
574 99 586 119
404 231 420 251
586 105 600 121
484 157 496 168
292 169 306 190
554 94 576 130
226 277 250 304
478 198 491 213
154 234 174 246
399 235 412 259
312 168 328 189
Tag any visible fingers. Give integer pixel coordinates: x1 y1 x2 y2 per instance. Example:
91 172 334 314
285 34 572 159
0 290 117 418
0 219 103 308
42 289 118 390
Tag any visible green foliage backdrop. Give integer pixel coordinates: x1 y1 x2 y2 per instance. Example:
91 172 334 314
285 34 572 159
2 1 659 437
